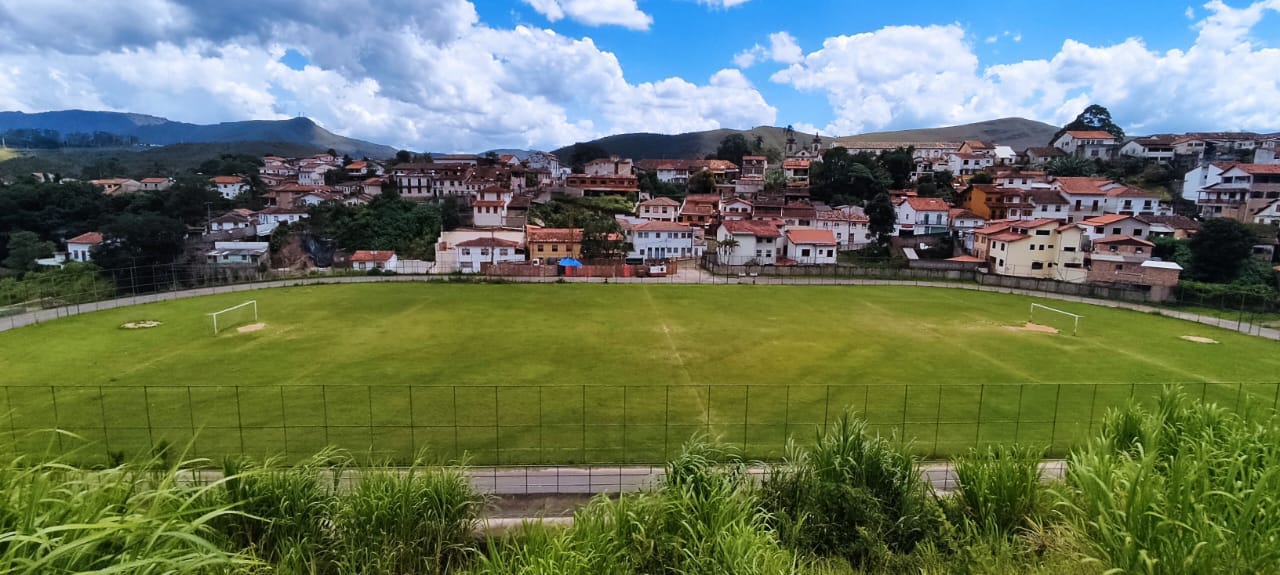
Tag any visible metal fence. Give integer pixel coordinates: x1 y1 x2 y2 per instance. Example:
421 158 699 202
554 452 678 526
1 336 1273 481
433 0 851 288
4 382 1277 466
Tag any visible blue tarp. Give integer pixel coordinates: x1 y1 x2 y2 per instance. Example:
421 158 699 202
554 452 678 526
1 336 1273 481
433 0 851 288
559 258 584 267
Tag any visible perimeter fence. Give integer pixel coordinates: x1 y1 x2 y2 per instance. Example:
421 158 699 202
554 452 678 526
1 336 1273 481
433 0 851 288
3 381 1276 466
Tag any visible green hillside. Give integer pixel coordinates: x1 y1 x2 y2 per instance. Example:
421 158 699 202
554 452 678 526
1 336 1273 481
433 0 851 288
839 117 1059 151
0 141 328 181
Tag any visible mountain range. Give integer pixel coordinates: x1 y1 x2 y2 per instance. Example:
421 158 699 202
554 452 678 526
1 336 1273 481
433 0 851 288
0 110 397 159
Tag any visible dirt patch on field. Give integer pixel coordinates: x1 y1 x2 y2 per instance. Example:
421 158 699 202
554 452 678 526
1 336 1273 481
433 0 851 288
237 322 267 333
120 320 162 329
1007 322 1059 334
1181 335 1219 344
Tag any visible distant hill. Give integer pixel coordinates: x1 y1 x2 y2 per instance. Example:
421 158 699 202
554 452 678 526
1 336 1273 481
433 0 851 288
553 118 1060 161
0 110 398 158
0 142 330 181
553 126 836 162
837 118 1060 151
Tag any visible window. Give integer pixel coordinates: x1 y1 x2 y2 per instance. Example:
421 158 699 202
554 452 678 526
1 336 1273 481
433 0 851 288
1035 230 1050 236
1031 262 1044 270
499 249 509 256
1064 246 1076 252
461 249 471 256
1112 227 1122 235
1115 264 1124 271
801 248 812 257
1109 245 1119 253
537 245 545 252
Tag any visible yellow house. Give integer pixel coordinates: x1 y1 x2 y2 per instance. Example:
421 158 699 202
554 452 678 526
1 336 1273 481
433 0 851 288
959 184 1000 220
973 218 1087 283
526 226 584 264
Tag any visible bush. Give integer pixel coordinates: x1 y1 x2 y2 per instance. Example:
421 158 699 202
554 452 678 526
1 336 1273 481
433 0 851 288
951 444 1047 538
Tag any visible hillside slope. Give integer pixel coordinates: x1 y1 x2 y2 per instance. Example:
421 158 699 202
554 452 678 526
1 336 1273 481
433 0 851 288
838 118 1059 151
0 110 397 158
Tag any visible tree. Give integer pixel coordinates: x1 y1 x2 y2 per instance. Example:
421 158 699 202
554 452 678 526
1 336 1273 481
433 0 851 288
1052 104 1125 143
394 150 413 165
969 172 993 185
1044 156 1095 177
1189 218 1255 283
878 147 915 189
865 193 896 244
686 170 717 196
714 134 753 168
3 231 55 271
810 147 888 206
717 236 739 263
764 167 786 194
566 142 609 173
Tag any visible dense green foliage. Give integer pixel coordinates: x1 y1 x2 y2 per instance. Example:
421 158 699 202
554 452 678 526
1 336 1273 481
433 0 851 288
305 192 443 259
1189 218 1257 283
1051 104 1125 142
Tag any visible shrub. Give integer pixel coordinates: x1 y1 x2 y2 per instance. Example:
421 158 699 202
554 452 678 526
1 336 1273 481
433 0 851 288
951 444 1047 538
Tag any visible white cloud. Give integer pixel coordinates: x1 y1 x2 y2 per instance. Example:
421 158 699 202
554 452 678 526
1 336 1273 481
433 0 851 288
732 31 802 68
0 0 776 152
985 35 998 44
772 1 1280 136
1186 5 1196 19
520 0 652 30
1013 33 1022 42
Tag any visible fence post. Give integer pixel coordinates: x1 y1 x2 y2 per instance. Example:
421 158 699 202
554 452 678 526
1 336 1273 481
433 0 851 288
493 386 500 465
453 387 460 461
141 386 154 455
623 386 628 464
235 386 245 455
99 386 111 461
974 384 985 447
744 386 751 453
321 385 330 448
664 386 670 461
1049 384 1062 454
279 386 288 457
187 386 196 458
367 386 374 458
409 386 417 458
933 384 943 457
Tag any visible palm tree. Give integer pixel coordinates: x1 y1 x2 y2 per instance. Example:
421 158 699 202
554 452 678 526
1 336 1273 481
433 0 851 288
717 237 739 265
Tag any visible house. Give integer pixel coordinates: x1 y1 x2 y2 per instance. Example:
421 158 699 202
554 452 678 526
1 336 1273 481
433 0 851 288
1181 162 1235 201
297 162 337 186
636 197 680 221
211 176 250 200
783 159 812 186
1120 136 1176 163
1135 214 1200 239
949 208 986 253
206 241 269 267
1052 130 1120 160
973 219 1088 282
436 154 481 166
815 208 871 250
297 189 339 206
784 229 838 265
781 201 818 228
208 209 257 235
992 146 1018 165
1052 177 1161 221
345 160 383 177
1253 200 1280 226
584 156 634 176
617 218 703 261
90 178 143 195
958 140 995 155
454 237 524 273
1024 146 1066 166
719 197 753 221
66 231 103 263
995 170 1050 190
472 186 513 227
362 177 386 196
1088 237 1182 299
634 159 739 185
139 177 173 192
679 194 720 227
564 173 640 197
256 206 308 234
351 250 398 271
946 153 994 177
1076 214 1152 242
1196 164 1280 222
895 197 951 236
526 226 584 264
716 219 782 265
435 229 527 273
740 156 767 181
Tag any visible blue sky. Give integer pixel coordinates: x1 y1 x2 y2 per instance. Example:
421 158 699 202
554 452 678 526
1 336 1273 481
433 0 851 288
0 0 1278 151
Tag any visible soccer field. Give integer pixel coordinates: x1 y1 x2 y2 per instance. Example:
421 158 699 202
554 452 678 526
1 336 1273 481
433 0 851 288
2 283 1277 464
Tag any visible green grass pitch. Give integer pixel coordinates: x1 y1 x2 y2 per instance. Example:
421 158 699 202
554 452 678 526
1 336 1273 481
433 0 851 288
1 283 1277 465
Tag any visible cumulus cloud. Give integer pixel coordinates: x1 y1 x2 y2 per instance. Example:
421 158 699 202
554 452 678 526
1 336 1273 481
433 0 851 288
698 0 752 8
520 0 652 30
0 0 777 151
733 31 804 68
772 0 1280 135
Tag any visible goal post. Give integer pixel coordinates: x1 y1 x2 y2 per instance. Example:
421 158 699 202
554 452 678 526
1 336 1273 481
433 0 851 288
1029 303 1082 336
208 300 258 335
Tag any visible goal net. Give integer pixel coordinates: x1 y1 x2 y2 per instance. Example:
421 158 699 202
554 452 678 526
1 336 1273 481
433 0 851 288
1028 303 1082 336
209 300 258 335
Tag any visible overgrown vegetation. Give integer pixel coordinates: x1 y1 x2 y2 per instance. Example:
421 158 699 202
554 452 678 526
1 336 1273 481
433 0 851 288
3 390 1278 573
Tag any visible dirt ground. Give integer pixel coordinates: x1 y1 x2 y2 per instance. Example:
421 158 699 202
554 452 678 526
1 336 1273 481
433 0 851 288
1007 322 1059 334
1181 335 1219 344
237 322 267 333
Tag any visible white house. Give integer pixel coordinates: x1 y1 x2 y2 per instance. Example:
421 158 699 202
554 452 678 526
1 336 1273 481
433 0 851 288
209 209 257 234
815 208 871 250
472 186 513 227
1253 200 1280 226
783 229 838 265
66 231 103 263
1120 137 1176 163
454 237 523 273
256 206 308 235
895 197 951 236
1052 130 1120 159
298 163 337 186
618 218 703 261
720 198 753 221
949 208 986 253
350 250 398 271
1052 177 1162 221
1181 162 1234 201
636 197 680 222
716 220 782 265
434 229 527 273
1076 214 1153 242
139 177 173 192
211 176 249 200
206 241 269 266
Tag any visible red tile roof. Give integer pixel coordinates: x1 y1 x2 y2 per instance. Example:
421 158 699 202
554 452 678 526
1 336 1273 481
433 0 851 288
471 200 506 208
721 219 781 238
526 227 584 243
904 197 951 212
1092 235 1155 247
635 220 693 232
785 229 837 245
351 250 396 262
783 159 811 169
1079 214 1133 226
1236 164 1280 175
1066 130 1117 140
211 176 245 185
639 197 680 207
140 177 170 184
67 232 103 245
456 237 521 248
946 255 984 263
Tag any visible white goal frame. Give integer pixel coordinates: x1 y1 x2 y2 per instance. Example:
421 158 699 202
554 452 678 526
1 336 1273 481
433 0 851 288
1029 303 1081 336
208 300 257 335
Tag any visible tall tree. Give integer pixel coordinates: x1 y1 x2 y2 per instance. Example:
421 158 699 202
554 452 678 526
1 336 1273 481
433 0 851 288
3 231 55 271
687 170 717 196
865 193 896 244
714 134 753 168
567 143 609 173
1052 104 1126 143
1189 218 1255 283
878 147 916 189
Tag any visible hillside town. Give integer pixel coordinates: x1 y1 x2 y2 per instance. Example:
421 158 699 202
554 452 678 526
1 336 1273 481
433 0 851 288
6 108 1280 304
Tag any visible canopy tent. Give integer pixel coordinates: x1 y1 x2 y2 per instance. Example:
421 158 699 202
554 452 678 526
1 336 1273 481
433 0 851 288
559 258 583 268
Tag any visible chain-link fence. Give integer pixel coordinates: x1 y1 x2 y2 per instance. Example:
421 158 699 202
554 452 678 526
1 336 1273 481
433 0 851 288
5 382 1276 466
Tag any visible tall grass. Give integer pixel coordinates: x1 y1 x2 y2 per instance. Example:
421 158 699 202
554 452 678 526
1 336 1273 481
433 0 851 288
952 444 1047 538
1061 388 1280 574
0 450 250 574
759 411 940 570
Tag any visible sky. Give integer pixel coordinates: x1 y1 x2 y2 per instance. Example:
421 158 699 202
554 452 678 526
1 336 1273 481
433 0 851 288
0 0 1278 153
